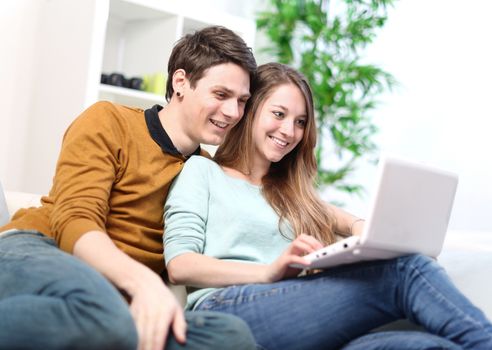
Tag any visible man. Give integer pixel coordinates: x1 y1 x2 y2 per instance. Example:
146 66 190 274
0 26 256 350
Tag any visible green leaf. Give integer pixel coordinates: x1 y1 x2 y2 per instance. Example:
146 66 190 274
256 0 398 201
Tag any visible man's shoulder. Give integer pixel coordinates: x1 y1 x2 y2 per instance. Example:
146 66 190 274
85 101 144 121
68 101 145 132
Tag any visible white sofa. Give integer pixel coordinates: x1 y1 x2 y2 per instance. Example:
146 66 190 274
3 191 492 321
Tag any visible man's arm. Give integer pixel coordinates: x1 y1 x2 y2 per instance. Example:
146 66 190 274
49 103 185 350
73 230 186 350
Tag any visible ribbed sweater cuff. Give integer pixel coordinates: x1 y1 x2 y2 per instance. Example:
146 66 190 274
59 218 105 253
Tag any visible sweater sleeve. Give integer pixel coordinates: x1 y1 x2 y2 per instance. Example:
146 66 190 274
49 101 123 252
163 156 210 264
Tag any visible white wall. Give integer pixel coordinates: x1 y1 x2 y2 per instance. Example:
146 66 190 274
0 0 109 194
23 0 103 194
333 0 492 231
0 0 42 191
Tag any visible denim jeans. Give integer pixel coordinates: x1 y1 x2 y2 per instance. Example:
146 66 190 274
0 230 255 350
342 331 462 350
196 254 492 350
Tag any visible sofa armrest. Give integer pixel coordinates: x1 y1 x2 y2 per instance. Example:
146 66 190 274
5 191 42 218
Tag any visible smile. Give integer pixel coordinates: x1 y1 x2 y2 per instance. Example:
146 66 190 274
269 136 288 147
210 119 228 129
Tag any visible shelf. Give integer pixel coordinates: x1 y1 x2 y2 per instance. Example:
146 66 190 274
98 84 165 108
181 8 256 46
109 0 179 21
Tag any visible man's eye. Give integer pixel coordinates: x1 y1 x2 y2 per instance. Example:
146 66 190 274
215 92 226 98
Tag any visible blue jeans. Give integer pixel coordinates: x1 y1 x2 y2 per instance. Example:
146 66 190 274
0 231 255 350
342 331 461 350
196 254 492 350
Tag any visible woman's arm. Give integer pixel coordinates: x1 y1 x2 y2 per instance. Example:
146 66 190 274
167 234 323 287
167 253 268 287
326 203 365 236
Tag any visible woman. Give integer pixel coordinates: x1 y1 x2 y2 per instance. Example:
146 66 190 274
163 63 492 350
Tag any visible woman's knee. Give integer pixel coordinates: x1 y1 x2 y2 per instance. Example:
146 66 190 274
182 311 256 350
399 254 436 270
341 331 461 350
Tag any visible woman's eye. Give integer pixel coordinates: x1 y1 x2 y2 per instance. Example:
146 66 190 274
273 111 284 118
296 119 307 127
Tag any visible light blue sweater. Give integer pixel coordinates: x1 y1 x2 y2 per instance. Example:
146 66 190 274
164 156 293 309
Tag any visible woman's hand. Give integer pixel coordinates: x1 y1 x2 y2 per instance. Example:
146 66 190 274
263 234 324 283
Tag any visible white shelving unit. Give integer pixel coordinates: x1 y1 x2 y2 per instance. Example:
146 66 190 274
99 83 164 107
97 0 256 108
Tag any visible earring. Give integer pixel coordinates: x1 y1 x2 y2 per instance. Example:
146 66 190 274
176 91 182 97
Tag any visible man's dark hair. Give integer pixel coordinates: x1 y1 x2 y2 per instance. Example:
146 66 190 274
165 26 257 101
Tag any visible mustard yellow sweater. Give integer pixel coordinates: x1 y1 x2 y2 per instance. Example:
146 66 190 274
2 101 204 273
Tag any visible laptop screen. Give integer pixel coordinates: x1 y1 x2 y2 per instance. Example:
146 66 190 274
0 182 9 226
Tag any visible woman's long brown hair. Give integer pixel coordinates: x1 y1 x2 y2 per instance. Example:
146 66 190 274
214 63 337 245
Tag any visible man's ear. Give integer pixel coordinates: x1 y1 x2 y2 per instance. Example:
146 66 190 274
172 69 187 96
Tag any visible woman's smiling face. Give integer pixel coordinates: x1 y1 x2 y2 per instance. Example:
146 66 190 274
251 83 307 169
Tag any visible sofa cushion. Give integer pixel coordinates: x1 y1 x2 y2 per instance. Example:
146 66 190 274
0 182 8 226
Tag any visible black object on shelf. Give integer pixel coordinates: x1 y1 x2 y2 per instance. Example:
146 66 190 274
101 72 144 91
128 77 143 90
100 73 109 84
108 73 125 87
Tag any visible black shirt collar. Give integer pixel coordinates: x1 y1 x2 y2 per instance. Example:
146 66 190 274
144 104 201 157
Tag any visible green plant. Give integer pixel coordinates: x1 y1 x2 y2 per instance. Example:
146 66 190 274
257 0 396 196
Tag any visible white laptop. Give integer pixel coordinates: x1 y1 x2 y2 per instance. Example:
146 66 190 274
295 155 459 269
0 182 9 226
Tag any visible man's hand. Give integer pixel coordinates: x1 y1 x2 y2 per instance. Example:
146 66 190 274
128 270 186 350
73 231 186 350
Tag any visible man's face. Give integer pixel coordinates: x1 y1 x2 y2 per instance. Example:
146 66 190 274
182 63 251 146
